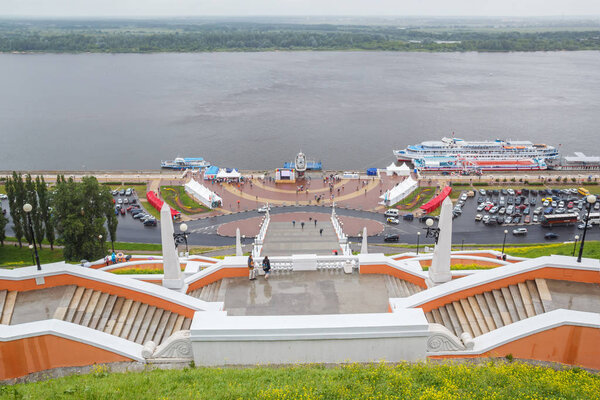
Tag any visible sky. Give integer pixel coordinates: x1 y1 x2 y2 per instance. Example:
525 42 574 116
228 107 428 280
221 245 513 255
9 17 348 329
2 0 600 18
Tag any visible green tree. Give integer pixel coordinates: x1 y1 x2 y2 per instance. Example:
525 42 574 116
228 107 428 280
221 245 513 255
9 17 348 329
37 176 55 250
25 174 45 250
52 176 114 261
0 209 7 246
6 172 25 247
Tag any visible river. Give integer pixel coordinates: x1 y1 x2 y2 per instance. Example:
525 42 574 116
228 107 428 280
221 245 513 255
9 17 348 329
1 51 599 171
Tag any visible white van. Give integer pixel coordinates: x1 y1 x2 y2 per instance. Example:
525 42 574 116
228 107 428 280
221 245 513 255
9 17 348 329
384 209 399 217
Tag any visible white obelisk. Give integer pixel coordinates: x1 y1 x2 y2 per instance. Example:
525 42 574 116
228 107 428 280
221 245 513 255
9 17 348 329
360 226 368 254
235 228 242 256
427 196 453 286
161 203 183 289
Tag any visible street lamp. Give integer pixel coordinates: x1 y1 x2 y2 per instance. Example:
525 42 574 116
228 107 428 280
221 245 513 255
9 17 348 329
23 203 41 270
501 229 508 257
416 231 421 255
424 218 440 244
577 195 597 263
173 223 189 254
28 244 35 266
572 235 580 257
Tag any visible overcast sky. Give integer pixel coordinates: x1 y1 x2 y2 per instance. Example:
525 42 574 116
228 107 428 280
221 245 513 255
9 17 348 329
2 0 600 18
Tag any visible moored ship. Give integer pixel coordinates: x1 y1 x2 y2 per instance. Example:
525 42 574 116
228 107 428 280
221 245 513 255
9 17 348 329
394 137 559 162
161 157 210 170
413 156 547 172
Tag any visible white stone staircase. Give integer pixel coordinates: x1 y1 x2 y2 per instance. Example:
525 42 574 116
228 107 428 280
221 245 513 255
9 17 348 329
0 290 17 325
384 275 424 298
187 281 224 302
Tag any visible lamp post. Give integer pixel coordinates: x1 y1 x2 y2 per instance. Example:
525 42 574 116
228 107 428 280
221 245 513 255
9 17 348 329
424 218 440 244
416 231 421 255
572 235 580 257
28 244 35 266
23 203 41 270
173 223 189 255
577 195 597 263
501 229 508 257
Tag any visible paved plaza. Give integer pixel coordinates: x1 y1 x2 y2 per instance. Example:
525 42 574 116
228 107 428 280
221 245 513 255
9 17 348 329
261 221 341 256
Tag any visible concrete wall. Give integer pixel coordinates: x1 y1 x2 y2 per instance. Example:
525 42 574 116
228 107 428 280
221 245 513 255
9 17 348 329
191 311 429 366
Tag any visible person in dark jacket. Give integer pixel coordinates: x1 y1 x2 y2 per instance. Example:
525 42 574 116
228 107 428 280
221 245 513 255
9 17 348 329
262 256 271 279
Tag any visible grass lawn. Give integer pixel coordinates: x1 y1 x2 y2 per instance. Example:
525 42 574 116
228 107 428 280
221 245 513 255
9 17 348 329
0 183 5 194
0 245 66 268
501 240 600 259
160 186 210 215
6 362 600 399
140 200 161 220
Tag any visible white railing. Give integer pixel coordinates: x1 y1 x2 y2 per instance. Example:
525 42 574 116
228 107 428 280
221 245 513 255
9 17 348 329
331 206 352 256
252 210 271 258
252 255 359 272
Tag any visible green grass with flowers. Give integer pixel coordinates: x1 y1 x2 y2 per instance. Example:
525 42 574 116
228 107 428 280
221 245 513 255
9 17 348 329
3 361 600 400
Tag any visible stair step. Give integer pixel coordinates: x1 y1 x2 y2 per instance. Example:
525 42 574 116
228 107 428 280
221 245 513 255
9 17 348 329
152 311 172 344
535 278 553 312
500 287 520 322
474 294 496 332
80 291 101 327
517 282 536 318
431 308 444 326
112 299 134 337
467 296 489 334
1 291 17 325
64 287 85 322
135 306 156 344
508 285 528 320
172 314 185 333
52 285 76 320
484 291 504 329
492 289 513 326
73 288 94 325
96 295 118 332
438 306 455 336
162 313 178 340
0 290 7 317
445 303 463 336
182 318 192 330
460 298 482 337
143 309 164 344
88 293 110 329
121 301 141 339
452 301 473 338
425 312 435 324
526 280 545 315
104 297 125 335
128 303 149 342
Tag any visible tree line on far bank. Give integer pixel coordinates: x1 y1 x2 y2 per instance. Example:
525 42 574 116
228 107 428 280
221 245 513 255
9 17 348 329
0 173 118 262
1 24 600 53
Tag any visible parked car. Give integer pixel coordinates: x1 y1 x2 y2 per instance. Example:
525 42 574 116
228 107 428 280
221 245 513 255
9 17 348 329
507 197 514 205
111 190 119 196
384 209 399 217
544 207 554 214
501 189 508 195
507 189 515 196
384 234 399 242
505 216 512 224
479 189 486 196
403 213 414 221
119 189 125 196
477 197 484 203
460 193 468 201
532 215 539 223
523 207 530 215
499 197 506 206
506 205 514 215
482 215 490 224
489 206 499 214
513 228 528 236
123 198 129 204
475 214 483 221
543 200 550 207
497 216 505 225
524 215 531 223
567 201 574 209
545 232 559 240
125 188 132 196
578 222 593 230
477 204 486 212
117 198 123 204
387 217 400 224
133 212 146 219
119 208 126 215
485 203 494 212
498 207 506 215
512 215 521 224
258 205 271 213
143 219 157 227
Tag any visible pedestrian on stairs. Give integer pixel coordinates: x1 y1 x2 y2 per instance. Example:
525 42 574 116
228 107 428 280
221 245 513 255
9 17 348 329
262 256 271 279
248 254 256 280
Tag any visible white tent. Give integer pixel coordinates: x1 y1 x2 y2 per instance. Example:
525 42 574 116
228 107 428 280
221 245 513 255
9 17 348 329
184 179 222 209
379 176 418 206
216 168 241 180
386 162 411 176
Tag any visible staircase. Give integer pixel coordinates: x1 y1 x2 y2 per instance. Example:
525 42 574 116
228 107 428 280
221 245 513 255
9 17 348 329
424 278 553 338
384 275 424 298
188 281 224 302
0 290 17 325
52 286 192 345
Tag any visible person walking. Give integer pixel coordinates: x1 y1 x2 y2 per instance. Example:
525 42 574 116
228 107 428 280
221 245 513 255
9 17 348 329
301 221 305 229
314 219 317 227
262 256 271 279
292 220 296 227
319 228 323 236
248 254 256 280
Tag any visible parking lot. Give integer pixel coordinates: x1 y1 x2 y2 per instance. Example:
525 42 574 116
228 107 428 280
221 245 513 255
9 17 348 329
112 188 158 228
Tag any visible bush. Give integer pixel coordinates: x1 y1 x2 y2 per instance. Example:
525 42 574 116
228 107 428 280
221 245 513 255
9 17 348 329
473 182 488 186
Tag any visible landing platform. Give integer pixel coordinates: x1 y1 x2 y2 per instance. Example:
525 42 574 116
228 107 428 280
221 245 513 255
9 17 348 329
220 271 391 316
260 221 341 256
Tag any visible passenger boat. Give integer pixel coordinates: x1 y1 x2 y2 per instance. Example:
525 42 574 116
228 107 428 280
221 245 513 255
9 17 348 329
394 137 559 162
413 156 547 172
160 157 210 170
283 152 322 171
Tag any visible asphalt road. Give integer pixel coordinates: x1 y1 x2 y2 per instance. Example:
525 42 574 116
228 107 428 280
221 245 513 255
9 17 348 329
3 193 599 248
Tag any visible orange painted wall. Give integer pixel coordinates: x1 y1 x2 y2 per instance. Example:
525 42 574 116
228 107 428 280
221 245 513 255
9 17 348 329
186 267 248 292
0 335 133 380
430 325 600 370
360 264 427 288
416 267 600 313
0 275 196 319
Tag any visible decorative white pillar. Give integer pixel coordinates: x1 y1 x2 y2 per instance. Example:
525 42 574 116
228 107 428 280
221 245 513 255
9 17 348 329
160 203 183 289
427 196 453 286
235 228 242 256
360 227 368 254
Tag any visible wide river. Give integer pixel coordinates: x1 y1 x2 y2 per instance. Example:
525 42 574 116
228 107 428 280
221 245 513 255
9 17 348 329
1 51 599 171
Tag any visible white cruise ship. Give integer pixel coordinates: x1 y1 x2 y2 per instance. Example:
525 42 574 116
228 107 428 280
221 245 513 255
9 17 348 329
394 137 559 162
